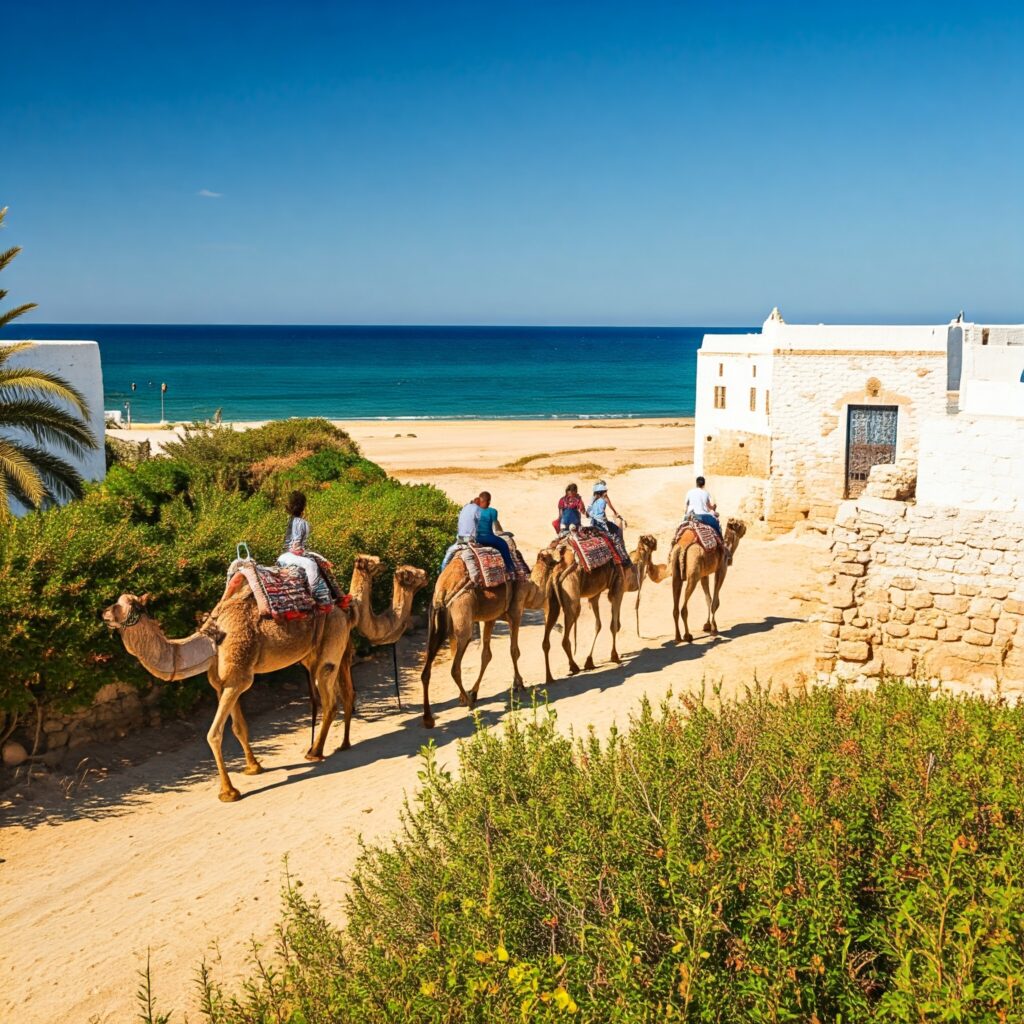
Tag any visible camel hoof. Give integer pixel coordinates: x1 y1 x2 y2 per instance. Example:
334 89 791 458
243 762 264 776
423 715 435 729
340 739 351 751
703 622 713 632
219 788 242 803
569 664 581 676
709 628 719 637
610 655 622 665
683 634 694 643
304 751 325 762
583 657 596 671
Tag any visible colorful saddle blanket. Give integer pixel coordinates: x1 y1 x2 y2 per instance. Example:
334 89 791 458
672 520 722 552
458 544 529 588
568 529 619 572
225 554 342 621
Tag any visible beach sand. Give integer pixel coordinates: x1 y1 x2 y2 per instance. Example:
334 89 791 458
1 419 825 1023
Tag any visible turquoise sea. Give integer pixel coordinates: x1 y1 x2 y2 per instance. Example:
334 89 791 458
6 325 752 423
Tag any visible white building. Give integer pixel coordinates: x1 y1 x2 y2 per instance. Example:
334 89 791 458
695 309 955 532
3 340 106 514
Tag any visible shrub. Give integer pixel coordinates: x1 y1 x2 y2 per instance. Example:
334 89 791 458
259 448 388 503
177 682 1024 1023
0 423 456 719
163 418 359 493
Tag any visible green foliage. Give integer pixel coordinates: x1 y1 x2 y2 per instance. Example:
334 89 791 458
172 682 1024 1023
259 448 387 503
163 418 359 493
0 421 456 716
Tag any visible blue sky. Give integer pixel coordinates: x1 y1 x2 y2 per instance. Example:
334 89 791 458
3 1 1022 325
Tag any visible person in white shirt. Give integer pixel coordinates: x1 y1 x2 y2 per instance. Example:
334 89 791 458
684 476 722 538
440 497 482 570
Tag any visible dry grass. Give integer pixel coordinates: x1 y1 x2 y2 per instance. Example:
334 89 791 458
500 447 605 470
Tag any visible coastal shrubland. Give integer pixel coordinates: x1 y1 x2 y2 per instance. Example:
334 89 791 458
0 419 455 720
165 681 1024 1023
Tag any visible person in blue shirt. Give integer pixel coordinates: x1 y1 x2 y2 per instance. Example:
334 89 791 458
475 491 516 574
440 496 482 570
587 480 626 538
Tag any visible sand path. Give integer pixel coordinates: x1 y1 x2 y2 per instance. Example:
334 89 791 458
0 421 824 1023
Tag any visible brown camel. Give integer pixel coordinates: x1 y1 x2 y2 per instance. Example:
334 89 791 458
669 518 747 643
542 534 662 684
348 555 429 645
419 548 561 727
103 558 426 802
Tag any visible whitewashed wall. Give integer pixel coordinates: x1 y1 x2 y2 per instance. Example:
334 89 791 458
3 340 106 514
959 342 1024 417
917 413 1024 513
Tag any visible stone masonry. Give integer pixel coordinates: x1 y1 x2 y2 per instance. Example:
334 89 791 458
817 493 1024 693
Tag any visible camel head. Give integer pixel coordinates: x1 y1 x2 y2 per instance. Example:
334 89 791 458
102 592 151 630
353 554 384 579
395 565 429 594
724 518 747 553
637 534 657 559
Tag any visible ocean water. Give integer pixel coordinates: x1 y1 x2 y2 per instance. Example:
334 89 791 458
5 325 753 422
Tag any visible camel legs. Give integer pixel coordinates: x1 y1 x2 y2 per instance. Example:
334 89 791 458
608 588 623 665
672 562 684 644
449 613 476 709
507 614 525 691
559 596 583 677
583 596 602 671
700 575 717 635
679 572 700 644
469 620 495 705
542 585 562 685
207 682 248 802
420 603 449 729
229 703 264 775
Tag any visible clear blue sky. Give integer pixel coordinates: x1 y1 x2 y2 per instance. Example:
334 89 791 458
4 1 1022 325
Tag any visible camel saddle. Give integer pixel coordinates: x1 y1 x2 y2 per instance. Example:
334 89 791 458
458 543 529 589
672 519 722 552
567 528 620 572
224 554 343 621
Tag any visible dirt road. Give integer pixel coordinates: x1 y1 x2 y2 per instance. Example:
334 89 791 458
0 427 824 1022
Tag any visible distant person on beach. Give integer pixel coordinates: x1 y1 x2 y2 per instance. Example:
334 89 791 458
276 491 320 591
587 480 626 538
685 476 722 538
440 496 483 570
475 491 515 574
553 482 585 533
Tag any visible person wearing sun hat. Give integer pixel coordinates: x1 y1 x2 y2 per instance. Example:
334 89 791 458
587 480 626 538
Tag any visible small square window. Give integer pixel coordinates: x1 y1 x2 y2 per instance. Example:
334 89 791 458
752 364 757 378
718 363 724 377
750 387 757 411
714 386 727 410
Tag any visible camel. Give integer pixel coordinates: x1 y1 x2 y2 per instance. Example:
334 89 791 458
419 547 561 727
669 518 747 643
542 534 662 684
103 557 427 802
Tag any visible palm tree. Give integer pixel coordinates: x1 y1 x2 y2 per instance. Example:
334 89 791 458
0 206 97 514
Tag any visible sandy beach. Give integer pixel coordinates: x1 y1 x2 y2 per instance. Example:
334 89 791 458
1 418 824 1023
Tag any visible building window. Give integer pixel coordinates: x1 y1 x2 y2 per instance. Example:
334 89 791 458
750 387 757 412
714 386 726 409
752 364 757 378
718 362 723 377
765 390 771 415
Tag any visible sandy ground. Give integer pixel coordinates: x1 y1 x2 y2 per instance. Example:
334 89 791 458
1 419 826 1023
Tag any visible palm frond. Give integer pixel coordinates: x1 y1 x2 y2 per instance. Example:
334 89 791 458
0 363 92 418
0 245 21 275
0 438 85 507
0 437 46 508
0 398 98 455
0 302 38 330
0 341 36 366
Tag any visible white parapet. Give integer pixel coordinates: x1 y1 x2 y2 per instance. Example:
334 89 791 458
3 339 107 513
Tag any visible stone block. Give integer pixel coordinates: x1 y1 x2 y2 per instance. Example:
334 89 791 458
881 649 916 677
907 592 934 610
985 587 1010 600
857 496 907 519
926 581 956 595
958 584 980 597
970 616 996 635
840 625 869 641
890 577 916 591
963 631 993 647
935 595 970 614
910 625 938 640
94 683 122 704
838 640 870 662
830 577 857 609
837 562 866 577
1005 598 1024 616
889 589 907 609
885 622 910 638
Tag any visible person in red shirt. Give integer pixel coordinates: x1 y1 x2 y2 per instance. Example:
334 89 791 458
553 482 586 533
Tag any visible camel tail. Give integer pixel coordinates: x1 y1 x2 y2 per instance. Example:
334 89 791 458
421 602 447 683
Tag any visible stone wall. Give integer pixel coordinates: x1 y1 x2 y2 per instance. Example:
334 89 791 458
764 349 947 533
817 496 1024 693
702 429 770 478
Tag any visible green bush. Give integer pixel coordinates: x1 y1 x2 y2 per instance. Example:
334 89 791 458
0 423 456 718
259 448 387 503
179 682 1024 1023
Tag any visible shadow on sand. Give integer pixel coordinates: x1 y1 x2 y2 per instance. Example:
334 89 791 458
3 615 801 828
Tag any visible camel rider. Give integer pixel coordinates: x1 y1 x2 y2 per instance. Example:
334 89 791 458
553 482 586 533
440 496 482 570
587 480 626 538
276 491 321 592
475 491 516 574
685 476 723 538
